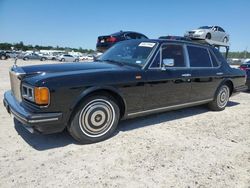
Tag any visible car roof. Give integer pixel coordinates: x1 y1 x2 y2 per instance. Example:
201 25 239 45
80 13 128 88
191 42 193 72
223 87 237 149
138 38 212 48
111 31 146 36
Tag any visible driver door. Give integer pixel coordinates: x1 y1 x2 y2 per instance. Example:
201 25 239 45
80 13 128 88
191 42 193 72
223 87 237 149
144 43 191 110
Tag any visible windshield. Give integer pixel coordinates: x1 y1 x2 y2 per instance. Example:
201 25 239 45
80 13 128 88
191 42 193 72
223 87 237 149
98 40 157 67
198 26 213 29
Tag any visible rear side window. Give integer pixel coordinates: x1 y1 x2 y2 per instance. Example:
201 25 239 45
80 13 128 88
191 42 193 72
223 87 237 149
212 48 227 64
187 46 212 67
218 27 225 32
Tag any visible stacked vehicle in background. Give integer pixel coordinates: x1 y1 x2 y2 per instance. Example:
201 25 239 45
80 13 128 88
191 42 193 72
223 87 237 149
96 31 148 52
184 26 230 43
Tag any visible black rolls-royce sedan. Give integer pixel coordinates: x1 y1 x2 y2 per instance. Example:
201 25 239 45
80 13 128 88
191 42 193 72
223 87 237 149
3 39 247 143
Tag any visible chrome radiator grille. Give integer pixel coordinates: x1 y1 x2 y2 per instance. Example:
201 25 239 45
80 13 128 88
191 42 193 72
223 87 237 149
9 70 22 102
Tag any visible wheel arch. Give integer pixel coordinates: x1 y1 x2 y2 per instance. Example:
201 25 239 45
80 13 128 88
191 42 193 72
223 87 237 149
67 86 127 125
214 79 234 98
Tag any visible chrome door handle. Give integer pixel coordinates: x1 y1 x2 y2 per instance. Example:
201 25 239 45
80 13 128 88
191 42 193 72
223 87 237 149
182 73 191 77
216 72 224 75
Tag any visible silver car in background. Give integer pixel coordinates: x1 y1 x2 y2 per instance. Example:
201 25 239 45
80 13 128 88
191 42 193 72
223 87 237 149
57 54 79 62
184 26 229 43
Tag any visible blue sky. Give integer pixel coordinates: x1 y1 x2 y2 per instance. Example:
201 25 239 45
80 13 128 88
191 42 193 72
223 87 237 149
0 0 249 51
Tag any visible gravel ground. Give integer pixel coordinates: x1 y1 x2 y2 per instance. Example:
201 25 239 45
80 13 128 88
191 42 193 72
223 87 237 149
0 59 249 188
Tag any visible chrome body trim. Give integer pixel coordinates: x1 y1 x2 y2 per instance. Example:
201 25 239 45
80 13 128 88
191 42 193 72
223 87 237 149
127 99 213 117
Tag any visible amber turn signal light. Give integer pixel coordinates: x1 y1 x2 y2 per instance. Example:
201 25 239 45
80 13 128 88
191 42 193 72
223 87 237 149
34 87 50 105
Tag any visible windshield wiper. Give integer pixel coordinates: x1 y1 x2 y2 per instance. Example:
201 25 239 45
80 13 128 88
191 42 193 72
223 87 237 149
101 59 124 66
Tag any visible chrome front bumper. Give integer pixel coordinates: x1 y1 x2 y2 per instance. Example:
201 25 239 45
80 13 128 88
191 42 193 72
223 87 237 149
3 90 62 126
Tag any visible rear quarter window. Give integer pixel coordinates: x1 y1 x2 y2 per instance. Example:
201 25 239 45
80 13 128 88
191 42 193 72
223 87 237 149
187 46 212 68
209 50 220 67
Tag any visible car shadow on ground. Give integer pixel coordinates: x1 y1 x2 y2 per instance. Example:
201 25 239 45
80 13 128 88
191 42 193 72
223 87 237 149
118 102 238 132
14 121 77 151
14 101 240 150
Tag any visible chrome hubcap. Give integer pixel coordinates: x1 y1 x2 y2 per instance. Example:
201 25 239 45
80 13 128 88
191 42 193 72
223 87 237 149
217 86 229 108
79 99 115 138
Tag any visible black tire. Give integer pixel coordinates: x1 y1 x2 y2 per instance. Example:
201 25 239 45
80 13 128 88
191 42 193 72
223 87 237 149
61 58 65 62
0 55 7 60
208 84 230 111
206 33 211 40
23 57 28 61
41 57 46 61
68 95 120 143
75 59 79 62
223 37 228 43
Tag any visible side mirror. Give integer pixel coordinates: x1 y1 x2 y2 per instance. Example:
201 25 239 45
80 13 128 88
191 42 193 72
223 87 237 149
163 58 174 66
161 58 174 71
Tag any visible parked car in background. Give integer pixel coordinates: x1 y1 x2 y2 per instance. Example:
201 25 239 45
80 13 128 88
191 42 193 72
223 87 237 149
5 51 20 59
3 39 247 144
23 53 47 61
79 54 94 61
96 31 148 52
57 54 79 62
184 26 229 43
239 61 250 71
42 53 57 60
0 51 8 60
240 61 250 90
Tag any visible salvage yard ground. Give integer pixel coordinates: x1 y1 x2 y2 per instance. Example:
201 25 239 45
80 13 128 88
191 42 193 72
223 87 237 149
0 59 249 187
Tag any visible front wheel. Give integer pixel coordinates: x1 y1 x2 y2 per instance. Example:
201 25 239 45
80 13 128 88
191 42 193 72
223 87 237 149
208 84 230 111
206 33 211 40
68 95 120 143
0 55 7 60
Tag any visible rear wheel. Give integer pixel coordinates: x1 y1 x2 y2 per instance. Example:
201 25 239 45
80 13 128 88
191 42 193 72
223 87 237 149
23 57 28 61
61 58 65 62
41 57 46 61
208 84 230 111
68 95 120 143
223 37 228 43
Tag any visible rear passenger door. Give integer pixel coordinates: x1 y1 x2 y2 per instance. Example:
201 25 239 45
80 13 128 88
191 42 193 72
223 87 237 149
187 45 223 101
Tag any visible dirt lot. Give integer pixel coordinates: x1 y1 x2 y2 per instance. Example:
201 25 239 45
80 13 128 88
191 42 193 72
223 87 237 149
0 59 249 188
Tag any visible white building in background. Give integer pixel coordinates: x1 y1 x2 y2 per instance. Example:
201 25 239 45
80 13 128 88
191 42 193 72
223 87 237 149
40 50 65 55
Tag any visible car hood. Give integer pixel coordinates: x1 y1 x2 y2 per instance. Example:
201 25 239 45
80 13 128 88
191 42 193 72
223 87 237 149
20 62 121 75
189 29 207 33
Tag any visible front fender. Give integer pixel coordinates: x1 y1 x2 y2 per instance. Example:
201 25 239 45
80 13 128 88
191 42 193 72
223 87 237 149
68 85 127 120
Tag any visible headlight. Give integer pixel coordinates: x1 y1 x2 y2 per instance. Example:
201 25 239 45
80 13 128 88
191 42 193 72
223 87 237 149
22 85 50 105
196 30 204 34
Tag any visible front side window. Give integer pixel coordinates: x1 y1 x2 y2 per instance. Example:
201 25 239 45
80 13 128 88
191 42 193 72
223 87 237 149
99 40 157 67
161 44 185 67
187 46 212 68
150 44 185 68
